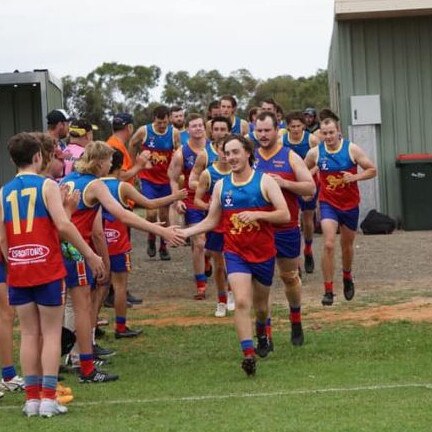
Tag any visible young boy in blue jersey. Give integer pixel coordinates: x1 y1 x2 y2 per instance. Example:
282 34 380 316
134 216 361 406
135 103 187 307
0 132 105 417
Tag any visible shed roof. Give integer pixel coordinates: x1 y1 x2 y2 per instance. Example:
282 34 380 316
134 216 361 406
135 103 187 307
335 0 432 20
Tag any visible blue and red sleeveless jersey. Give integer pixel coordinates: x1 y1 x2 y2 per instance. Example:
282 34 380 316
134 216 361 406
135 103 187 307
139 124 175 184
60 172 100 245
179 129 189 146
203 141 218 168
219 171 275 262
282 131 312 159
255 145 299 231
206 164 231 233
2 173 66 287
182 142 203 209
101 177 131 256
317 139 360 210
230 116 243 134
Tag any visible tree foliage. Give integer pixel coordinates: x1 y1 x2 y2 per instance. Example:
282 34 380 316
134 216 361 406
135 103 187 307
63 63 329 138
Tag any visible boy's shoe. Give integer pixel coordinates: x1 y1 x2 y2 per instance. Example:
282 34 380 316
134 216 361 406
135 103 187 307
115 327 143 339
147 240 156 258
343 278 355 301
93 344 116 357
321 292 335 306
159 248 171 261
241 357 256 377
255 335 271 358
23 399 40 417
79 369 119 384
127 292 143 305
39 398 68 417
1 375 25 392
0 390 4 399
214 302 227 318
291 322 304 346
227 291 235 311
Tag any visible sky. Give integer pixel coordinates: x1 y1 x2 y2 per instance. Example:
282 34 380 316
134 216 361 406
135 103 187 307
0 0 335 82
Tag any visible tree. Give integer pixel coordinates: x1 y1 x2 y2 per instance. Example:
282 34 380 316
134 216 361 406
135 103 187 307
248 69 329 116
63 62 161 137
161 68 259 115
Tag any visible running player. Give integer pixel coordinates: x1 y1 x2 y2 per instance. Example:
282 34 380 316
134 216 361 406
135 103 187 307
0 132 105 416
303 107 320 133
254 112 316 348
61 141 183 383
179 134 290 376
102 150 187 337
46 109 71 151
188 116 232 190
206 96 248 137
194 140 231 317
169 105 189 146
169 114 209 299
283 111 320 273
304 118 377 305
129 105 181 261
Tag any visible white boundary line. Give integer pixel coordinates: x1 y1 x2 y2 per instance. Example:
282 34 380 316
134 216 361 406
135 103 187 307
0 382 431 410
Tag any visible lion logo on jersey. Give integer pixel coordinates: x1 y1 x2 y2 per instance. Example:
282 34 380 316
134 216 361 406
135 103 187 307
151 152 168 165
326 175 345 190
229 214 260 235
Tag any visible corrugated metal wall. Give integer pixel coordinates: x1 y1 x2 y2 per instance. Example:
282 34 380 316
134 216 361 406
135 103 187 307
328 15 432 221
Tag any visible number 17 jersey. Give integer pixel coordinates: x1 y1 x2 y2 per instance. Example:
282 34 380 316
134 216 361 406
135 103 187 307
1 173 66 287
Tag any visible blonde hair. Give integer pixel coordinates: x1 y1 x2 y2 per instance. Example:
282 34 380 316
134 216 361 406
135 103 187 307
30 132 56 171
74 141 114 175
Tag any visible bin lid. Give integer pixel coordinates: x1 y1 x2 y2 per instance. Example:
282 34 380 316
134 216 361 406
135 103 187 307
396 153 432 166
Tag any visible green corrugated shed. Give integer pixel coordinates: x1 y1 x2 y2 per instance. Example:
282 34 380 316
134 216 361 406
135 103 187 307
0 70 63 185
328 15 432 221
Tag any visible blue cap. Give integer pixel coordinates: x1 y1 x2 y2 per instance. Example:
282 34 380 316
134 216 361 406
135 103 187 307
112 113 133 127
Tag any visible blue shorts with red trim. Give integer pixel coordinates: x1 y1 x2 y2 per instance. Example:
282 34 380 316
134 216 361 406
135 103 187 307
205 231 224 252
224 252 275 287
110 252 132 273
298 193 317 211
185 208 206 226
9 279 66 306
320 201 359 231
140 180 171 199
275 227 301 259
0 261 6 284
64 259 94 289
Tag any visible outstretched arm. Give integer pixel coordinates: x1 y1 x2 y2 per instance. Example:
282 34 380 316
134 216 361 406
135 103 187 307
168 148 186 214
182 181 222 237
120 182 187 210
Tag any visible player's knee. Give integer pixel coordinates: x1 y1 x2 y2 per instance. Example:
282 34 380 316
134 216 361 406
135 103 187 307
280 270 301 288
323 238 335 253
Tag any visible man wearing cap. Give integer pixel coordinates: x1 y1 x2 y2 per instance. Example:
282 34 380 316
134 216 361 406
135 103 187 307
106 113 146 185
46 109 71 150
63 119 96 176
303 108 320 134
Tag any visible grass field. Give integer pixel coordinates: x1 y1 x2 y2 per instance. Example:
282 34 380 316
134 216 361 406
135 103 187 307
1 305 432 431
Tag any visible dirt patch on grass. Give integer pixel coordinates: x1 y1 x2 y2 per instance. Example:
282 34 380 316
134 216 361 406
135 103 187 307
125 230 432 328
